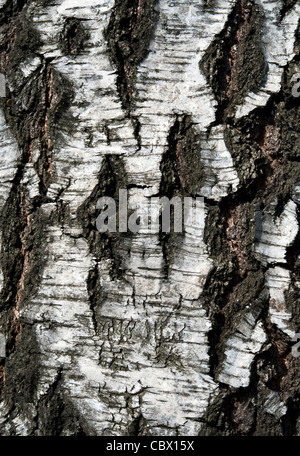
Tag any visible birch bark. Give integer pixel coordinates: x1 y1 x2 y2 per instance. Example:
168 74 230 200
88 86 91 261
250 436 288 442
0 0 299 436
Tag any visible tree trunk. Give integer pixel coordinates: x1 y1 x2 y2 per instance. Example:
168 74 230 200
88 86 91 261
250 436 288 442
0 0 299 436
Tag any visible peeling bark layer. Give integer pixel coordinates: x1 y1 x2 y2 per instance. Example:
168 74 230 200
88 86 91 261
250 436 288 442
0 0 299 436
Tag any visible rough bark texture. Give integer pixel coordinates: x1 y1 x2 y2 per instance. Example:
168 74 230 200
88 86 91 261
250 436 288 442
0 0 299 436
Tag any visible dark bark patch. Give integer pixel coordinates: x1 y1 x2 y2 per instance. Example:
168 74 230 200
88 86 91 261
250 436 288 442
0 7 75 192
200 0 266 122
0 0 28 27
35 370 90 436
59 18 89 56
105 0 158 114
0 184 48 360
295 19 300 51
202 0 217 11
128 414 146 436
224 99 299 204
3 63 74 192
286 204 300 274
202 191 266 380
159 115 204 276
78 155 128 281
87 264 102 335
280 0 299 20
3 323 40 409
0 14 74 354
160 115 205 198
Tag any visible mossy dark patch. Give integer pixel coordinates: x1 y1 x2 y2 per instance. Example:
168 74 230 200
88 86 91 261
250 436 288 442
200 0 265 122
